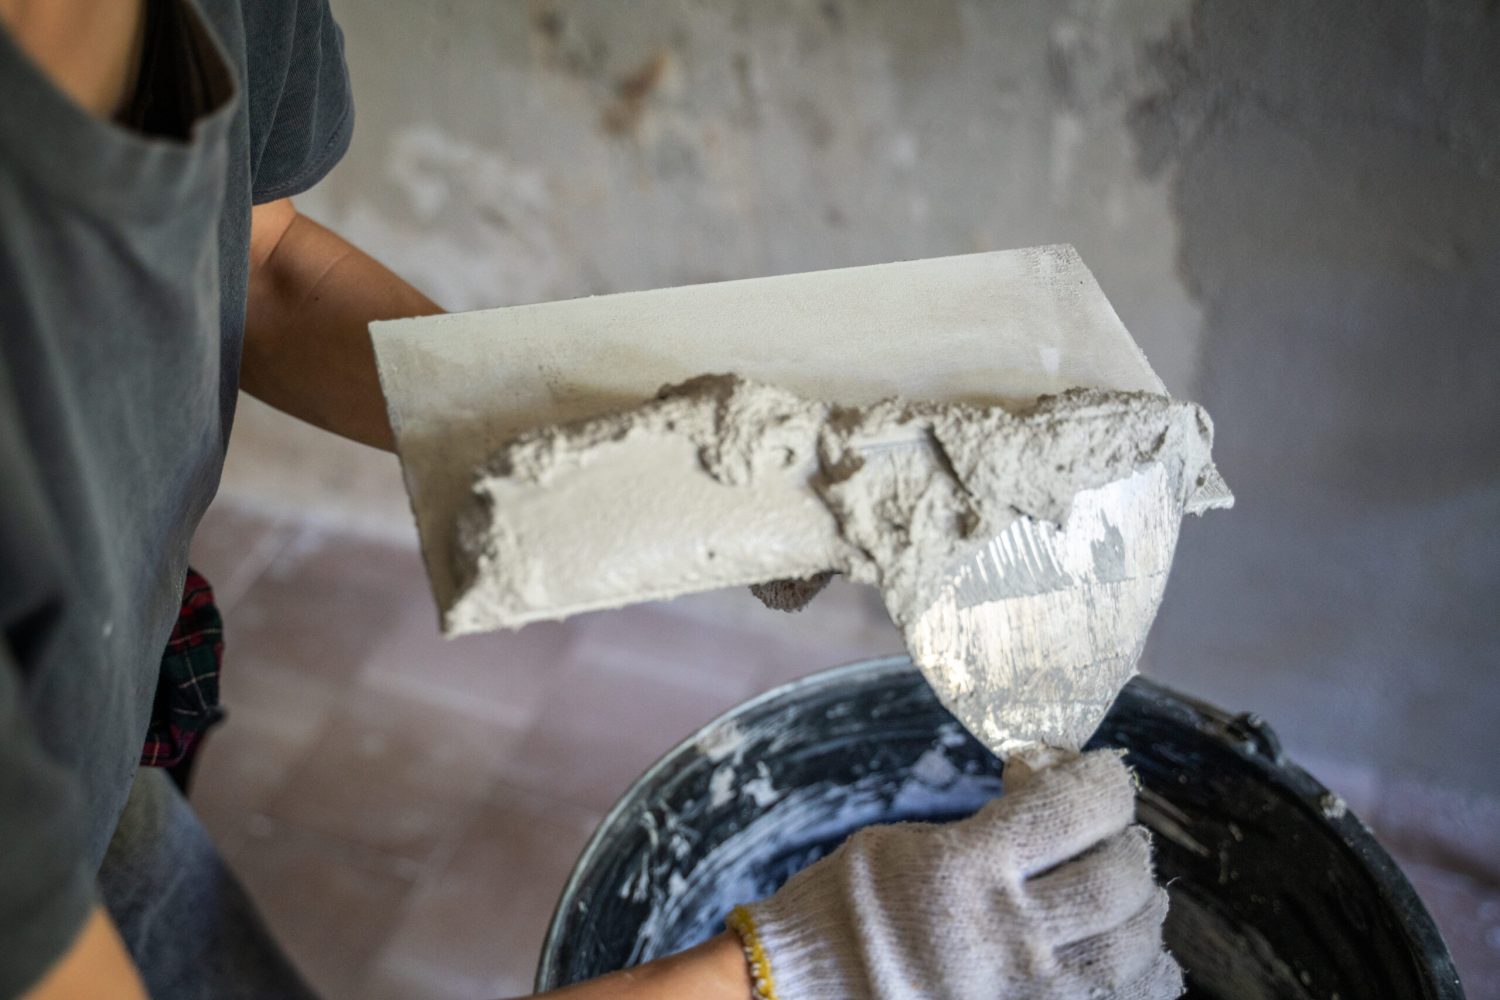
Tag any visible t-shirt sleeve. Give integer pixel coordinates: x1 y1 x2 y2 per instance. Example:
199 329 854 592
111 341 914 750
0 376 96 998
243 0 355 204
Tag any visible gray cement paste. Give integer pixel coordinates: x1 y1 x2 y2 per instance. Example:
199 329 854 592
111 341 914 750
460 374 1219 750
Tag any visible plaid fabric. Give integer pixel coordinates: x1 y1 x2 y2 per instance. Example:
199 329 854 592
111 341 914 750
140 568 226 768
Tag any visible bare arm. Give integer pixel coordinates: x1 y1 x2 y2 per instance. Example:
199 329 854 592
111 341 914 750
518 933 750 1000
22 907 149 1000
18 894 748 1000
244 198 442 452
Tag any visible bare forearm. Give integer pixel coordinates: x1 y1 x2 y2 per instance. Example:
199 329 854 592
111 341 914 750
519 932 750 1000
243 200 440 451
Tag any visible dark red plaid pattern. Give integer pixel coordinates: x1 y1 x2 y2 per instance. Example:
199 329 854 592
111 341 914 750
140 568 226 768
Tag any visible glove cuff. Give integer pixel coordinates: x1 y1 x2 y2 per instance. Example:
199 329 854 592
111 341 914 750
727 890 865 1000
726 905 780 1000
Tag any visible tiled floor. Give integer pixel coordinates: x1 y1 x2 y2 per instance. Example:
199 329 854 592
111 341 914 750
188 500 1500 999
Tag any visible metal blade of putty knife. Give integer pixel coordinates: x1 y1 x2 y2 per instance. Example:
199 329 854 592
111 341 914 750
905 465 1186 755
823 408 1227 759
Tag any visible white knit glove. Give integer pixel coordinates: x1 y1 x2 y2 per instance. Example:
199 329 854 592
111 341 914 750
726 750 1183 1000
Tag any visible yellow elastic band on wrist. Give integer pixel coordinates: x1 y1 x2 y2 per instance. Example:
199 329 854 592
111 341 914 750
726 905 779 1000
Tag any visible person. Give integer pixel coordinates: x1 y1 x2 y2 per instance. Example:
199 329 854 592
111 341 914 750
0 2 1183 998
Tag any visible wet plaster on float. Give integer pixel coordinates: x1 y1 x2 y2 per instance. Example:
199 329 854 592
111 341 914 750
456 373 1220 750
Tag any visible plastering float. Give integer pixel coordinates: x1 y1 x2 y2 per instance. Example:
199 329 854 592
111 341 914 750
372 244 1231 753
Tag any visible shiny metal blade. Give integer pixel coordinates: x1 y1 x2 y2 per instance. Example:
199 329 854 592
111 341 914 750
903 464 1182 754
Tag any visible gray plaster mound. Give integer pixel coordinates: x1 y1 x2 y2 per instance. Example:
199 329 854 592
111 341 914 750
455 374 1226 750
455 374 1215 624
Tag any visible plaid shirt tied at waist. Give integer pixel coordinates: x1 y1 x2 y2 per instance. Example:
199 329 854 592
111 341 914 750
140 568 226 768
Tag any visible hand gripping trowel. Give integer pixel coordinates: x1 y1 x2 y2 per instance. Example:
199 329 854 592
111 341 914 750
371 245 1231 758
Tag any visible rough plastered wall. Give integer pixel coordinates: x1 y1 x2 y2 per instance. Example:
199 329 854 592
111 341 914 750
222 0 1499 818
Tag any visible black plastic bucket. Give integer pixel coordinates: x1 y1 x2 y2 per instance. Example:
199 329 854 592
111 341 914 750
536 658 1462 999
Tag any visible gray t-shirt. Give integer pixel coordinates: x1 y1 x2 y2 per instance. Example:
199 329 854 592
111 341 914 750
0 1 352 991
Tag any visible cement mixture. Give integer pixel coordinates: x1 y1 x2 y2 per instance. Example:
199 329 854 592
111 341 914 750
457 374 1218 750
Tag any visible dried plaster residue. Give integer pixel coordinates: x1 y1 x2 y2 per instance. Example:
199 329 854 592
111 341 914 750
458 373 1217 632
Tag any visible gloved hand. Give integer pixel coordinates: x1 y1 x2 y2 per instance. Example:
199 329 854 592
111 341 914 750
726 750 1183 1000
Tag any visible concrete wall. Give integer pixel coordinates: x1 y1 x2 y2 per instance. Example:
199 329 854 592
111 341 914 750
223 0 1500 809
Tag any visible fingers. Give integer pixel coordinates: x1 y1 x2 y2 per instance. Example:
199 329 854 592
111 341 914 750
1053 881 1172 987
1001 744 1079 790
1111 950 1185 1000
969 750 1136 875
1027 826 1158 945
